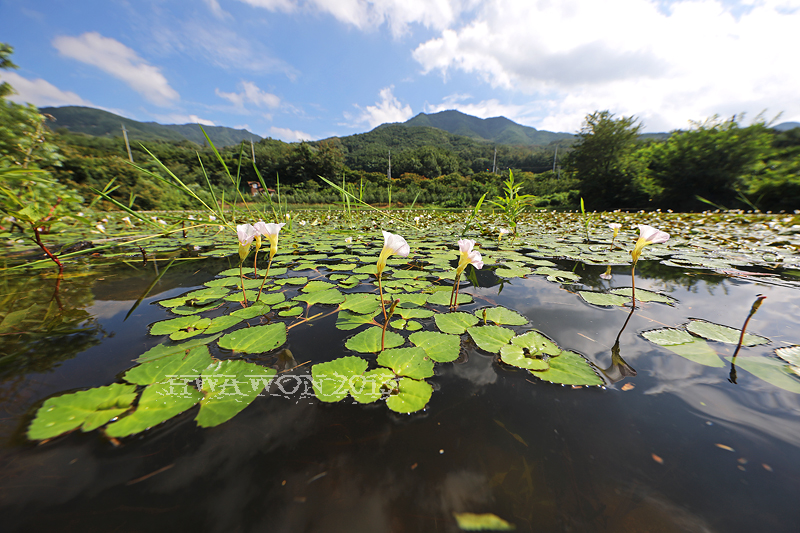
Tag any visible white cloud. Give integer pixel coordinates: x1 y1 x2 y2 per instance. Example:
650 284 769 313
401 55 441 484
52 32 179 106
155 113 216 126
269 126 312 141
216 81 281 110
346 86 413 129
412 0 800 132
0 71 92 107
237 0 471 37
204 0 231 18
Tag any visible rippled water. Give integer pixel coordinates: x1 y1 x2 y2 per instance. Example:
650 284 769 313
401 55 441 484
2 217 800 532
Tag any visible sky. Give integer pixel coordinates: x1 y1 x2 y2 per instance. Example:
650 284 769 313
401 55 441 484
1 0 798 142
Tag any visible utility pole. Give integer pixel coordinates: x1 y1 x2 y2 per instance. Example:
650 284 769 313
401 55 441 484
387 150 391 180
121 124 133 163
492 147 497 174
553 146 558 174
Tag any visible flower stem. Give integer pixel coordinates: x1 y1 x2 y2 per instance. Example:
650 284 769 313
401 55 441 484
450 272 461 308
255 256 273 303
630 264 637 309
239 262 249 307
253 249 259 278
378 272 387 323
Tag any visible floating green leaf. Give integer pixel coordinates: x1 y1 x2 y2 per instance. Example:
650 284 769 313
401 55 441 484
395 307 434 320
105 381 203 437
475 306 528 326
336 309 380 330
386 377 432 413
578 291 630 307
293 288 346 306
435 312 479 334
345 326 405 353
427 291 473 306
610 287 677 305
377 347 434 379
302 280 337 293
229 302 271 319
278 306 304 317
196 360 276 427
499 331 561 371
28 383 137 440
410 330 461 362
340 293 381 314
218 323 287 354
134 334 224 363
530 350 603 386
641 327 723 367
534 267 581 283
467 325 516 353
124 345 214 385
311 356 393 403
687 319 770 347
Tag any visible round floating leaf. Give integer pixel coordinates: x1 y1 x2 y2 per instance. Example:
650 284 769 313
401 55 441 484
535 267 581 283
610 287 677 305
124 345 214 385
405 320 423 331
530 350 603 386
196 360 276 427
410 330 461 363
202 315 243 335
278 306 304 317
293 288 345 306
500 345 550 371
475 306 528 326
435 312 479 335
340 294 381 314
223 290 259 303
724 355 800 394
229 302 271 319
377 347 434 379
302 280 337 293
396 307 434 320
467 325 516 353
687 319 770 347
428 291 473 306
495 265 531 278
578 291 629 307
311 357 394 403
218 323 287 354
150 316 209 337
275 276 308 286
255 292 286 306
336 309 380 330
386 377 432 414
134 334 223 363
28 383 137 440
105 381 203 437
345 326 405 353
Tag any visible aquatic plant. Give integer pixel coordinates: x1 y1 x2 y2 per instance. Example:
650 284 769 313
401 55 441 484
254 221 286 302
630 224 669 306
487 170 535 234
450 239 484 308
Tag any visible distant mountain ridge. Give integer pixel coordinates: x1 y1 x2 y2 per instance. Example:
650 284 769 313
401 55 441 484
39 106 262 147
400 110 574 146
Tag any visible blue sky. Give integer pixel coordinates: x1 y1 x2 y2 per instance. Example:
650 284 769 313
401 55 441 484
1 0 798 141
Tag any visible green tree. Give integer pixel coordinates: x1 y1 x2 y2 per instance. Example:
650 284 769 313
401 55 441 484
564 111 645 210
648 115 774 210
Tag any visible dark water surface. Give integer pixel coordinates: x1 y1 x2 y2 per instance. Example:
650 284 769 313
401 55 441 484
2 253 800 533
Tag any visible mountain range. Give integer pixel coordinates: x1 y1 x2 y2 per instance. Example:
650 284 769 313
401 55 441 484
39 105 800 148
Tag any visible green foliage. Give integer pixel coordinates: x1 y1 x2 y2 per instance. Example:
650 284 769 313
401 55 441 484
487 170 536 233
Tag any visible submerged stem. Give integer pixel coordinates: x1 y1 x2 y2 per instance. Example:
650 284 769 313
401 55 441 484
255 255 273 303
729 294 767 384
239 262 248 307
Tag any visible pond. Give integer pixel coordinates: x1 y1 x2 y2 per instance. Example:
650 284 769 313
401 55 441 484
2 209 800 532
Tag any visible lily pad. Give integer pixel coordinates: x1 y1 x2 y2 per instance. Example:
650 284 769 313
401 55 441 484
435 312 479 335
641 328 723 367
453 512 515 531
293 288 346 306
578 291 630 307
195 360 276 427
302 280 337 293
475 306 528 326
530 350 604 386
385 377 433 414
610 287 677 305
28 383 137 440
336 309 380 330
345 326 405 353
229 302 272 319
340 294 382 314
776 345 800 368
410 330 461 363
278 306 304 317
105 381 204 437
218 323 287 354
395 307 434 320
467 325 516 353
377 347 434 379
311 356 393 403
124 345 214 385
134 334 224 363
427 291 473 306
687 319 770 347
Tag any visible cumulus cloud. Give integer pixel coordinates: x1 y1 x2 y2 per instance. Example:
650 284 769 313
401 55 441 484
412 0 800 132
0 71 92 107
237 0 468 37
269 126 312 141
346 86 413 129
154 113 216 126
52 32 179 106
216 81 281 111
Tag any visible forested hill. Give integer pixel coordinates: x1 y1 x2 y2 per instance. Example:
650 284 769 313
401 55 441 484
402 110 574 146
39 106 262 147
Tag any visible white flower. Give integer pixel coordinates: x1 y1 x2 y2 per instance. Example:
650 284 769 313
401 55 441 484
95 224 106 233
631 224 670 263
345 237 353 244
499 228 510 235
376 231 410 275
253 221 286 257
237 223 258 262
608 223 622 230
414 216 420 222
188 215 196 220
456 239 483 274
209 215 217 222
299 220 307 226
